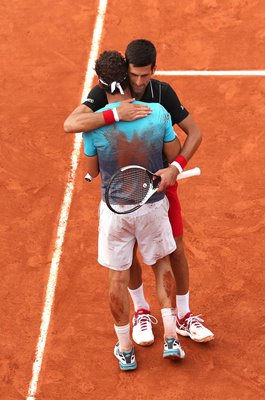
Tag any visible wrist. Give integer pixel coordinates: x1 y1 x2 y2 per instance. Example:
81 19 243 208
170 154 188 173
170 155 188 174
176 155 188 169
170 161 183 174
102 108 119 125
112 107 119 122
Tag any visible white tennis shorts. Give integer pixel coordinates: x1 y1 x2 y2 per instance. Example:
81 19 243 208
98 197 176 271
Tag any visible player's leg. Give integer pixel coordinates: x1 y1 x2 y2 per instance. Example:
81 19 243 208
98 201 137 370
127 243 154 346
151 256 185 360
137 197 185 359
109 268 137 370
170 235 190 313
173 238 214 343
128 243 143 290
166 185 214 342
109 269 131 342
128 244 150 310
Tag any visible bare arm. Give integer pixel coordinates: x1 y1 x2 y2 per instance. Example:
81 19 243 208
64 99 152 133
163 137 181 163
155 137 181 191
64 105 104 133
86 155 100 178
155 114 202 191
177 114 202 161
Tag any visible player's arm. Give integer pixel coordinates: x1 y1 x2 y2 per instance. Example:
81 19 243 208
160 109 181 163
161 114 202 182
82 131 99 177
64 85 109 133
64 104 105 133
64 80 153 136
163 84 202 162
155 110 182 191
156 117 202 191
155 138 181 192
86 155 99 178
177 114 202 161
163 136 181 163
64 100 152 133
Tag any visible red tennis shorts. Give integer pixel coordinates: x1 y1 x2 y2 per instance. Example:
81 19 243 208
165 182 183 238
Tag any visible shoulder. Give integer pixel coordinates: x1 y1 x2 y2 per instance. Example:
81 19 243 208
83 85 108 110
86 85 104 100
142 79 177 103
150 79 174 93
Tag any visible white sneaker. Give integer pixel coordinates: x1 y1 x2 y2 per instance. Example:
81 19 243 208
132 308 158 346
176 312 214 342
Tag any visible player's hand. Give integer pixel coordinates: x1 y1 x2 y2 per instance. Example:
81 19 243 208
117 98 152 121
155 165 179 192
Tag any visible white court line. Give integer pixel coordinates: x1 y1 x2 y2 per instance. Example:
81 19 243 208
87 69 265 79
26 0 108 398
155 70 265 76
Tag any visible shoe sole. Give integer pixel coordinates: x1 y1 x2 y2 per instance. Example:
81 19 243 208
163 351 185 360
192 335 214 343
119 362 137 371
176 328 214 343
133 339 154 346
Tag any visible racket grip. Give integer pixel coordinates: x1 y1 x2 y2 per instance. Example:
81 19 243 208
84 173 93 182
177 167 201 180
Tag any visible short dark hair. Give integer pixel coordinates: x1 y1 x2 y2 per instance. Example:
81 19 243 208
94 51 129 94
125 39 156 68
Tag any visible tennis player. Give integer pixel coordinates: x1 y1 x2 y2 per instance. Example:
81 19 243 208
64 39 214 345
82 50 185 370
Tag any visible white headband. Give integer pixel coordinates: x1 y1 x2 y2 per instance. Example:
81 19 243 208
99 79 125 95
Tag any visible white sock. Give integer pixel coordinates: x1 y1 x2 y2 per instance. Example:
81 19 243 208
176 292 190 320
161 308 176 339
114 323 132 352
128 284 150 312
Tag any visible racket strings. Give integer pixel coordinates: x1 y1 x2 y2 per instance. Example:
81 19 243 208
108 169 151 209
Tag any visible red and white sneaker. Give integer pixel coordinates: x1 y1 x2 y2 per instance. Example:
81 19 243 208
132 308 158 346
176 312 214 343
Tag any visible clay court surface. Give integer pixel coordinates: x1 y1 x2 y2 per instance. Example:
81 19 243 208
1 1 265 399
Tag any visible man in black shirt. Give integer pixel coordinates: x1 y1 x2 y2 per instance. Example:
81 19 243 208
64 39 214 345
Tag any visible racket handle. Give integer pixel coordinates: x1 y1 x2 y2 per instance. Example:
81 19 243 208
177 167 201 180
84 173 93 182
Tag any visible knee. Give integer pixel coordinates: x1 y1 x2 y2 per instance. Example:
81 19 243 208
109 271 129 293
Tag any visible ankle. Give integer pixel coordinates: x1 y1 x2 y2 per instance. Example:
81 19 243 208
164 334 177 340
119 341 133 352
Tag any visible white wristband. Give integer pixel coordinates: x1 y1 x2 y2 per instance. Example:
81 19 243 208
170 161 183 173
84 173 93 182
112 107 119 122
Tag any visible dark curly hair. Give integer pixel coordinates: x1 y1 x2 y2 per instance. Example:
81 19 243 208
95 51 129 94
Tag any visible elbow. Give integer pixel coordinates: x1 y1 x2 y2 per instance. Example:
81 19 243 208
89 169 100 179
63 120 73 133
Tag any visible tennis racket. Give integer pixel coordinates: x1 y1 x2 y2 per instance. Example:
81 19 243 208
104 165 200 214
